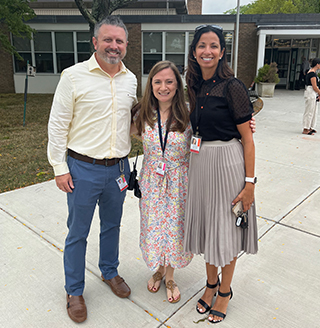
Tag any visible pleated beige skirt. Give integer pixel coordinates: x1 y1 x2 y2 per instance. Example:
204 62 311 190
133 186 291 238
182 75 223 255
184 138 258 267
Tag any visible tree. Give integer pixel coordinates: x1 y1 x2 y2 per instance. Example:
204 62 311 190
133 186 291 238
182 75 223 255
292 0 320 13
224 0 320 14
245 0 299 14
0 0 35 60
224 4 255 14
75 0 138 44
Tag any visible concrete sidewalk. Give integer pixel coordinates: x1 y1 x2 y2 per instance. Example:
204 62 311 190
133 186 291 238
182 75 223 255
1 89 320 328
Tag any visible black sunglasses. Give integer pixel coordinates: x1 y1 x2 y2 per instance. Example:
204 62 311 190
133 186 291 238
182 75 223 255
194 24 223 33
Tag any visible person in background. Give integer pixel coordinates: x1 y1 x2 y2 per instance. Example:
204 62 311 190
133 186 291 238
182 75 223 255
302 57 320 135
184 24 258 324
299 56 310 89
47 16 137 323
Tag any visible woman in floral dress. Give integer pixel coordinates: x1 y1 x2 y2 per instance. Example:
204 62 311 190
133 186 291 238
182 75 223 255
131 61 193 303
131 61 256 303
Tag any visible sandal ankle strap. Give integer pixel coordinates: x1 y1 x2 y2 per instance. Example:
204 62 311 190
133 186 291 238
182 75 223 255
206 276 220 289
218 287 233 299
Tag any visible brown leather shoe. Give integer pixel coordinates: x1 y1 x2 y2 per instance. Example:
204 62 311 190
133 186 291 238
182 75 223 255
101 274 131 298
66 294 87 323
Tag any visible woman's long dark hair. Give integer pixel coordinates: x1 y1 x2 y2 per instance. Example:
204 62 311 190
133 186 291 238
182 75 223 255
185 26 234 112
134 61 189 135
311 57 320 68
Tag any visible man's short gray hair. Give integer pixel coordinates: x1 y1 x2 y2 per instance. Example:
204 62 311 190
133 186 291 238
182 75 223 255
94 16 128 40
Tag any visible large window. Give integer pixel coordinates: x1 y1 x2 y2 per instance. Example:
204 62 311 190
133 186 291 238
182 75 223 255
12 31 91 74
224 32 233 67
188 32 195 46
34 32 54 73
263 36 319 63
165 32 185 73
143 32 162 74
77 32 91 62
12 34 31 73
55 32 74 73
143 30 234 75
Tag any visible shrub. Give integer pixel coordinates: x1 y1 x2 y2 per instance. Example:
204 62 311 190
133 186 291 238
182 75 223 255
254 62 280 84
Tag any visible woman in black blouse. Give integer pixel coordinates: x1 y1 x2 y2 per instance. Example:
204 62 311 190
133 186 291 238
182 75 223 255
184 25 258 324
302 58 320 135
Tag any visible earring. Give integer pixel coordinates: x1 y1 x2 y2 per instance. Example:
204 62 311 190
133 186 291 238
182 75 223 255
194 56 196 59
219 57 222 60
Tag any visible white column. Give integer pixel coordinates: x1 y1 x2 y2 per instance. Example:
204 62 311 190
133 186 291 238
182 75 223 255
256 31 266 74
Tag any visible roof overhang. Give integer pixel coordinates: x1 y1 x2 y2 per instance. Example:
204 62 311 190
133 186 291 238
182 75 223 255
29 0 188 15
257 24 320 38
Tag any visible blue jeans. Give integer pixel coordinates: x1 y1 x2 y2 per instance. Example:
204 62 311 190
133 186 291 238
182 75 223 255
64 156 130 296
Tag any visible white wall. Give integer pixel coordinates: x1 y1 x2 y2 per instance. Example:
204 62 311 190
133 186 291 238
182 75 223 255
14 74 60 94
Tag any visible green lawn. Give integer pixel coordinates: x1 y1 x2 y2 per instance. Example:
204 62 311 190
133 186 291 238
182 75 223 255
0 93 142 193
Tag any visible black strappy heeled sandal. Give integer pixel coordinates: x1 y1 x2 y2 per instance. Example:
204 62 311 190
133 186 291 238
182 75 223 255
208 287 233 324
196 277 220 314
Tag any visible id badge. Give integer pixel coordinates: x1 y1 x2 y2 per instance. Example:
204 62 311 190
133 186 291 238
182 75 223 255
156 161 166 176
116 174 128 192
190 135 202 153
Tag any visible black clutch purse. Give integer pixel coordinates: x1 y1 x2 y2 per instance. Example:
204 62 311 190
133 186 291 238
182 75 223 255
128 151 141 198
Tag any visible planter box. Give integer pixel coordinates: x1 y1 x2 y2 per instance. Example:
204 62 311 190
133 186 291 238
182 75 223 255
257 82 276 97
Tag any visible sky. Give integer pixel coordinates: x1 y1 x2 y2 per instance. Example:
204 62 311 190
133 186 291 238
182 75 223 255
202 0 253 14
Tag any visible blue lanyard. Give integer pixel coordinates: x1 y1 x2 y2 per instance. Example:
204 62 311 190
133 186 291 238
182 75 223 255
157 108 169 156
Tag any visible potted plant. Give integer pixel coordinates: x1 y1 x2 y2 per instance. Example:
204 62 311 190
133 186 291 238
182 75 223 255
254 62 280 97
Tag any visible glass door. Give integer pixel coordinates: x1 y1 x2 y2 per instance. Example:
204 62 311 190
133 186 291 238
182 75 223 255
289 48 298 90
276 50 290 88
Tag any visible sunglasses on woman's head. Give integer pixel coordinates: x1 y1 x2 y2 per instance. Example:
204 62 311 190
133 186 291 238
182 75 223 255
194 24 223 33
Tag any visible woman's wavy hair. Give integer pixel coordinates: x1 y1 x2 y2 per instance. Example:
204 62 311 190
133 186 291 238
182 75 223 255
133 61 189 135
185 26 234 112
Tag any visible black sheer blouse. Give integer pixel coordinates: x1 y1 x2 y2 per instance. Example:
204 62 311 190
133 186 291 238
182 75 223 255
190 76 253 141
305 71 317 86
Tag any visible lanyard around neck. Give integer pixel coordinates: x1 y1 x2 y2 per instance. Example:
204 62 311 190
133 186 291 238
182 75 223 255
157 108 169 156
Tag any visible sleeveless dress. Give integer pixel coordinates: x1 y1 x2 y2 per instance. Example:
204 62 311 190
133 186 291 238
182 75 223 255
139 113 193 271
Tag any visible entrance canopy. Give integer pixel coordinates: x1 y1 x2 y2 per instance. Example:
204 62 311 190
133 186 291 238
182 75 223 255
257 25 320 89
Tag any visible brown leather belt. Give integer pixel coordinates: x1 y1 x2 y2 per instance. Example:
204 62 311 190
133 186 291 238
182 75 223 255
68 149 126 167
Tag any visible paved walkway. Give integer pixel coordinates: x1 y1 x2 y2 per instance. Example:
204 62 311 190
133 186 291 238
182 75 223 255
1 89 320 327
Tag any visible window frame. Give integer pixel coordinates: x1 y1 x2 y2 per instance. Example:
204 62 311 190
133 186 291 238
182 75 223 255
142 30 234 76
12 31 91 74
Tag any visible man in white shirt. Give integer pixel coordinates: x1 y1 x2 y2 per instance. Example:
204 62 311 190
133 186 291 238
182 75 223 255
48 16 137 323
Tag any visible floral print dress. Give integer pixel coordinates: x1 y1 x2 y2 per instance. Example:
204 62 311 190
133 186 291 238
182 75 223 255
139 115 193 271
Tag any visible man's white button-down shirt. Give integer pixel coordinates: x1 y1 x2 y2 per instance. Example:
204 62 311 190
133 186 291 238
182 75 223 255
48 54 137 176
